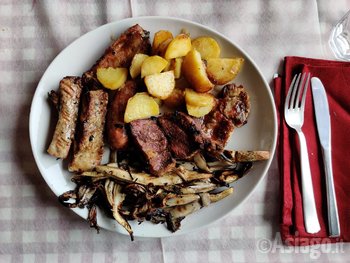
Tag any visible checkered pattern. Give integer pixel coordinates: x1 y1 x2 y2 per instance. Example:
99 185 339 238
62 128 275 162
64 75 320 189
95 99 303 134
1 0 349 262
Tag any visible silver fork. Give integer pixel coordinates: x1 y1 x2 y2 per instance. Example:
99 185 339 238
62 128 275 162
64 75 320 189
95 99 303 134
284 73 321 234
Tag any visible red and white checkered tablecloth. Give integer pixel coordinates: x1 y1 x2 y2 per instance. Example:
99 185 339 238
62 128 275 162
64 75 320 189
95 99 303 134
1 0 349 262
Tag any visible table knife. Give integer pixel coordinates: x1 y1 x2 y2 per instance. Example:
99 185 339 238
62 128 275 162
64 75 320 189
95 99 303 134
311 77 341 237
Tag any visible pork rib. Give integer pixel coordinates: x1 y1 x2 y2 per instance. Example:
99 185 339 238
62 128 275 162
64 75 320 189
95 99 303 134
69 90 108 172
47 76 82 159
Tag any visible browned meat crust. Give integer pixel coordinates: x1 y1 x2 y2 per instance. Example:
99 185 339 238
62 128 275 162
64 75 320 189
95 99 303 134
82 24 150 88
203 110 234 153
218 84 250 127
106 81 137 150
69 90 108 172
203 84 250 152
158 113 202 159
129 119 175 176
47 77 82 159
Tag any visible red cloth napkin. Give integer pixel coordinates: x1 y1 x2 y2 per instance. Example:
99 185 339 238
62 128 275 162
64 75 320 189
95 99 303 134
274 56 350 246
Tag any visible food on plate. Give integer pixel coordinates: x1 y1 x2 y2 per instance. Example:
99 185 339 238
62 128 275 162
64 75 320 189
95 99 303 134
185 88 215 117
144 70 175 99
158 112 202 159
218 84 250 127
82 24 151 87
129 53 149 79
130 118 175 175
156 38 173 57
202 84 250 153
186 104 214 118
46 24 271 239
206 58 244 85
191 36 221 60
152 30 173 55
68 90 108 172
185 88 215 107
169 57 183 79
124 92 160 123
47 76 82 159
182 49 214 93
96 67 128 90
164 33 192 59
106 80 137 150
141 55 169 78
163 88 185 109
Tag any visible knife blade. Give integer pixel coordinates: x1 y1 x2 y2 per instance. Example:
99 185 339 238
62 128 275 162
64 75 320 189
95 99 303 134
311 77 340 237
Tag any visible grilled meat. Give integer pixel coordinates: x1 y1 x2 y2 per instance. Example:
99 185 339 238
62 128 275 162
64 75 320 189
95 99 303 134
106 80 137 150
83 24 150 88
158 112 204 159
218 84 250 127
129 119 175 176
203 110 234 153
69 90 108 172
203 84 250 152
47 76 82 159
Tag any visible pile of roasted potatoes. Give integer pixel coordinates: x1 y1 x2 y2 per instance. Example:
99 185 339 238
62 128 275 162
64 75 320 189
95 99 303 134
96 29 244 120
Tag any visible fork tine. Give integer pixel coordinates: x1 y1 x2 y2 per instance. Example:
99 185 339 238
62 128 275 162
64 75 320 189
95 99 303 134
295 73 306 108
290 73 301 109
300 73 310 111
285 74 298 110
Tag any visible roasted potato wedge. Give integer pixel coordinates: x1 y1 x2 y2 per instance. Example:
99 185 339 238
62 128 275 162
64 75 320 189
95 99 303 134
186 103 214 117
164 34 192 60
206 58 244 85
163 88 185 108
170 58 183 79
124 92 160 123
156 38 173 57
130 53 149 79
185 88 215 107
96 67 128 90
182 49 214 93
141 55 169 78
191 37 221 60
185 88 215 117
144 71 175 100
152 30 173 55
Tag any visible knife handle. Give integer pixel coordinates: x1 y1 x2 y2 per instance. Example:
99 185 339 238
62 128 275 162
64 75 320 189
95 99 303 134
297 130 321 234
322 147 341 237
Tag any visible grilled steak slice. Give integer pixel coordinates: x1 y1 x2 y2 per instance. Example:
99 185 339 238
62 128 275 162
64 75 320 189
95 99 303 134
218 84 250 127
169 111 209 147
47 77 82 159
158 113 202 159
83 24 150 88
130 119 175 176
106 80 137 150
69 90 108 172
203 84 250 153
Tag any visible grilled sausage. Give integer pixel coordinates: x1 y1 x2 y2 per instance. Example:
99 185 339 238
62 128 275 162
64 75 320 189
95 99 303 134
106 80 137 150
82 24 150 88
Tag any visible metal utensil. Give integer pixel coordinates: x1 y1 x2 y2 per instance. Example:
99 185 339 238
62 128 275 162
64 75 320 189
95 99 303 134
311 77 341 237
284 73 321 234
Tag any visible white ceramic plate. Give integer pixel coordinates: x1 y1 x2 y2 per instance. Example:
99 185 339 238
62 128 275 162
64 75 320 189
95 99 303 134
29 16 277 238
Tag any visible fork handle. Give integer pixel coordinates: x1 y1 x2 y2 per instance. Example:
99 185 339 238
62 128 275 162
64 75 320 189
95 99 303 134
297 130 321 234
